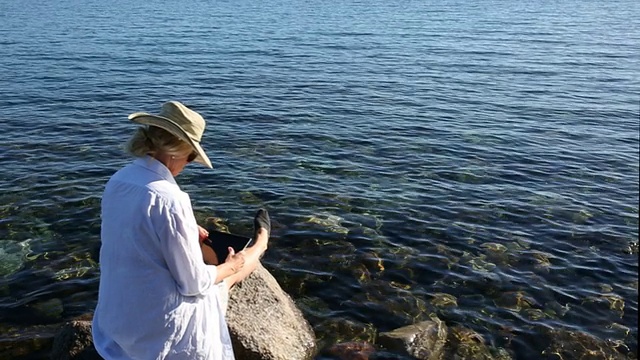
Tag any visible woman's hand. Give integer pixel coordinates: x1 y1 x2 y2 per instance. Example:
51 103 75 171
214 247 246 283
225 247 246 274
198 225 209 244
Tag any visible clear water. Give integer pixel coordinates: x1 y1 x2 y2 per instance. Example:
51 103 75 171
0 0 638 358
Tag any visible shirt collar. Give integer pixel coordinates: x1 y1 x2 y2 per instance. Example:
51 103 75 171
133 155 177 185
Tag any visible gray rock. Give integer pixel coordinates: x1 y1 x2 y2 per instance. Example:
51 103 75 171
377 317 447 360
227 263 317 360
50 320 101 360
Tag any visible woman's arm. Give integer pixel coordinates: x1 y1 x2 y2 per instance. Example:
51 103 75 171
197 228 252 283
222 229 268 291
154 200 246 296
197 209 270 289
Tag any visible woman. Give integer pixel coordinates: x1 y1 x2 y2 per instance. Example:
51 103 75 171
92 101 270 360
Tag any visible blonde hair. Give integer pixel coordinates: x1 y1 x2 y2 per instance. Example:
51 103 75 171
127 126 193 158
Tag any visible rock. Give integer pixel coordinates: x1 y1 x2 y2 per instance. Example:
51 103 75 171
11 265 317 360
30 298 65 322
327 341 376 360
0 323 58 359
377 316 447 360
0 240 30 277
443 325 511 360
540 327 630 359
227 263 317 360
50 320 101 360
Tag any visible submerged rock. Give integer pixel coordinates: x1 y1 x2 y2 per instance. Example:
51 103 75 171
30 298 64 322
305 213 349 235
0 240 30 277
493 290 537 311
444 325 506 360
314 317 377 350
430 293 458 308
327 341 376 360
377 316 448 360
378 320 513 360
540 327 632 359
0 323 58 359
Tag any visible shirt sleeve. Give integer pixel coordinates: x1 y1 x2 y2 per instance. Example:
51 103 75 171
152 192 218 297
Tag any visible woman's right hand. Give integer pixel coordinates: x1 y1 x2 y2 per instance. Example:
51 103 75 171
225 247 245 274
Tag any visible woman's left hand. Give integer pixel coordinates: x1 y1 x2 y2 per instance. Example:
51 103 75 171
198 225 209 243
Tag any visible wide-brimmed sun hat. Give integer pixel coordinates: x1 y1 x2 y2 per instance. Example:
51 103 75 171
128 101 212 168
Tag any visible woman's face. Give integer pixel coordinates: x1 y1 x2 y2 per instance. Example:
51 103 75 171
156 150 197 177
172 151 198 176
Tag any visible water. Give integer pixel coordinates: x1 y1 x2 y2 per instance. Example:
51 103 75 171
0 0 638 358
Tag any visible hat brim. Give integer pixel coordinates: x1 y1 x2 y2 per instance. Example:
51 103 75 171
128 112 213 168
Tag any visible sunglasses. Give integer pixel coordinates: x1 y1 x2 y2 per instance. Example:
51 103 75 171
187 152 197 162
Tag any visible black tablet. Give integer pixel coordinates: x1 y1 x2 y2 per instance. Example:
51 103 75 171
203 231 253 262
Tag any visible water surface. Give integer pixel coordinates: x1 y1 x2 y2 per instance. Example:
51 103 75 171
0 0 638 358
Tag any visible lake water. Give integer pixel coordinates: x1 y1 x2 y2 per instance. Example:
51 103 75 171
0 0 638 358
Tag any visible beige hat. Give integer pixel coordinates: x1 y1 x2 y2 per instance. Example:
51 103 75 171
128 101 213 168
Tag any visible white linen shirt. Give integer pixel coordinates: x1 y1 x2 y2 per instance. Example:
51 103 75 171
92 156 234 360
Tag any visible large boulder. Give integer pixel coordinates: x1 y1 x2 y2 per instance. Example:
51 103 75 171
227 263 317 360
377 316 448 360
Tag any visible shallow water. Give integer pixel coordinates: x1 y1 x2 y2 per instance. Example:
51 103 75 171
0 0 638 358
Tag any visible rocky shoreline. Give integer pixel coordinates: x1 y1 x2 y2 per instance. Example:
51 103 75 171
1 262 636 360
